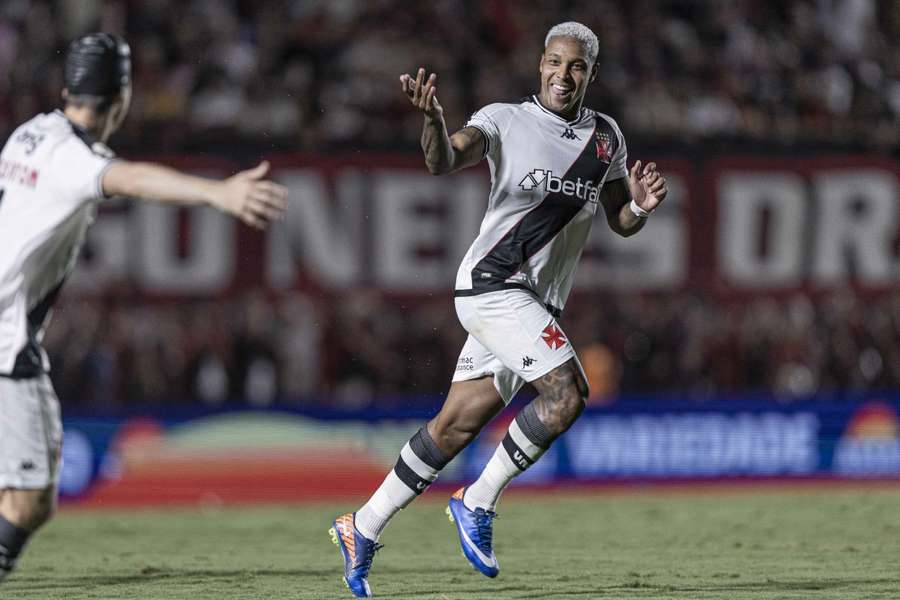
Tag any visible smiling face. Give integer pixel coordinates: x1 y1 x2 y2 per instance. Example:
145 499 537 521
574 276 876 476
538 36 597 120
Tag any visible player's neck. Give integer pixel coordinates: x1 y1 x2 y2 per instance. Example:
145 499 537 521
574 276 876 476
534 95 582 122
62 106 107 142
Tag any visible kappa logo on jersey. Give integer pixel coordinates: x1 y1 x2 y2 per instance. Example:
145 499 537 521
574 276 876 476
560 127 580 140
595 131 612 162
518 169 600 203
522 356 537 369
542 324 567 350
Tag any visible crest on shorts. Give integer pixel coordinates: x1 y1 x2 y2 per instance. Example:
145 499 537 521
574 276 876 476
541 324 567 350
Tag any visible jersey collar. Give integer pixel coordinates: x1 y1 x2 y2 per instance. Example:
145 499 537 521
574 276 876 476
529 95 587 126
53 109 101 149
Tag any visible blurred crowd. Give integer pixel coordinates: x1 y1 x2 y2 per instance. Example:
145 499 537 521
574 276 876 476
0 0 898 152
44 289 900 409
5 0 900 408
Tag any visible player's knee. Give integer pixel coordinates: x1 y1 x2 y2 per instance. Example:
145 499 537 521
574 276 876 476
548 386 587 437
534 362 587 433
553 386 585 431
5 488 56 531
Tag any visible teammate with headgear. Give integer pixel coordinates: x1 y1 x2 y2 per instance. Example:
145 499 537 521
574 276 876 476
64 33 132 97
0 33 288 581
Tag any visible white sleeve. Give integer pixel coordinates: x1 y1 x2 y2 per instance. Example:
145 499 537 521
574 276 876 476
53 138 115 205
605 117 628 181
464 103 510 160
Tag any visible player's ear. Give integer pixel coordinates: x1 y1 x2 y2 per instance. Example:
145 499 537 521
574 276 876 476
589 63 598 83
61 88 69 102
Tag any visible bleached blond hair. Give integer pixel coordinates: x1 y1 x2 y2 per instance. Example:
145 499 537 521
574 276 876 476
544 21 599 65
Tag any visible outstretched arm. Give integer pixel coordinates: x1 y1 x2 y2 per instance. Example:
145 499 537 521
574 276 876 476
400 68 485 175
599 161 667 237
102 160 288 230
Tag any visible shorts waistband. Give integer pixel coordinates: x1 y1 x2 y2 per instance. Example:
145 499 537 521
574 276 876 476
454 284 562 319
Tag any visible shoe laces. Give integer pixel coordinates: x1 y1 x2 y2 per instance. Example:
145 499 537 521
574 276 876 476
473 508 498 552
355 540 384 575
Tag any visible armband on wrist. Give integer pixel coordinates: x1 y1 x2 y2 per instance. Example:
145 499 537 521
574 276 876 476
629 199 651 219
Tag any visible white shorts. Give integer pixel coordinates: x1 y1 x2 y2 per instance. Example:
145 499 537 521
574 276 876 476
0 374 62 490
452 289 580 404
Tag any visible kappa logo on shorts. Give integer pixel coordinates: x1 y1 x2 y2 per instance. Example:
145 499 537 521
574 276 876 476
522 356 537 369
19 460 35 471
541 324 567 350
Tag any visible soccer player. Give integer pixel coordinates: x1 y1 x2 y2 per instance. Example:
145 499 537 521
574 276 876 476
0 33 288 581
330 21 667 597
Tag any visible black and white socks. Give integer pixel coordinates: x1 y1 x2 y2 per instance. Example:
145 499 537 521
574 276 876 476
355 426 450 541
354 405 557 540
463 403 555 511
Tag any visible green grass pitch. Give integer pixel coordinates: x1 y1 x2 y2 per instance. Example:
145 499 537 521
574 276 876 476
5 487 900 599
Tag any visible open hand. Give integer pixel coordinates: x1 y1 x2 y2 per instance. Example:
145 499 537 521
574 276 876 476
400 68 443 121
628 161 667 213
218 161 288 230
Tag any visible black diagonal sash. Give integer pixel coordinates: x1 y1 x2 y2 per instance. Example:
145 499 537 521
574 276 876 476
470 115 619 292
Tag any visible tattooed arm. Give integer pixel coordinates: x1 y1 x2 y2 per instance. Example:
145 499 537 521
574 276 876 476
422 124 485 176
399 68 485 175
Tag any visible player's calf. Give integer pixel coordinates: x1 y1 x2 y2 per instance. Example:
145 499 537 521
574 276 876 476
0 513 31 582
0 487 57 582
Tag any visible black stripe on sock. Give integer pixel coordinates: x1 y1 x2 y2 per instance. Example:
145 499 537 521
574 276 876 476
501 432 534 472
516 403 555 449
409 427 450 470
393 457 431 494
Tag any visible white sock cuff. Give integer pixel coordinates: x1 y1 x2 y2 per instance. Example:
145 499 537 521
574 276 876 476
383 470 418 509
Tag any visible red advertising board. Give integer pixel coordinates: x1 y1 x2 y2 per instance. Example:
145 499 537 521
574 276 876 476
68 153 899 300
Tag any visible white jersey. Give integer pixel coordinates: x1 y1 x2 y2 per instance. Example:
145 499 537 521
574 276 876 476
0 110 115 377
455 96 627 315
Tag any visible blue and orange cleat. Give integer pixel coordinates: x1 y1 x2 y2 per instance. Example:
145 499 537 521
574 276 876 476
446 488 499 578
329 513 383 598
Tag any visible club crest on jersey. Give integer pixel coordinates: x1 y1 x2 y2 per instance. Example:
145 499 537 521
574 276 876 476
594 131 612 162
518 169 600 203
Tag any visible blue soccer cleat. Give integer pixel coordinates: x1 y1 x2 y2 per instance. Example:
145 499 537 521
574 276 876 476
329 513 383 598
446 487 499 577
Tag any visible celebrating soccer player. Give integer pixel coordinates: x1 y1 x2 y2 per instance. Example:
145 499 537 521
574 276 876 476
330 21 667 597
0 33 288 581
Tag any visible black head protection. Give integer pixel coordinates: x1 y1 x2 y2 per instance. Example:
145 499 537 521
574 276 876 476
64 33 131 97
